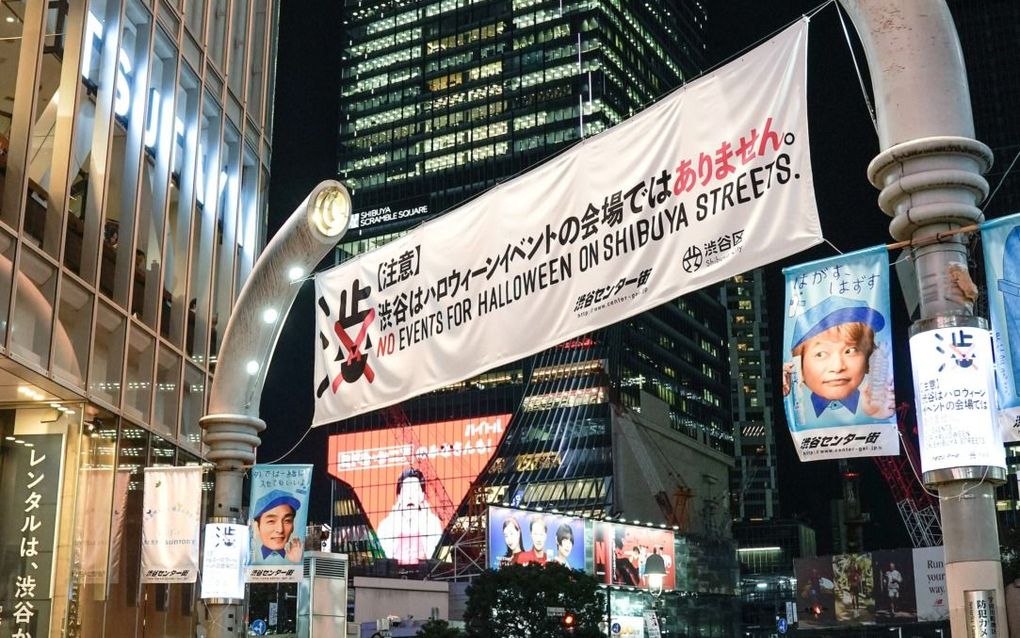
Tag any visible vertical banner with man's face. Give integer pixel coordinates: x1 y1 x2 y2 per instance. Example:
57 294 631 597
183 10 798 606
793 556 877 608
981 213 1020 442
141 466 203 583
247 464 312 583
782 246 898 461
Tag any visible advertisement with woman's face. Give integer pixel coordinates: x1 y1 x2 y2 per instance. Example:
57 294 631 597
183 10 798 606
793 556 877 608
487 506 585 570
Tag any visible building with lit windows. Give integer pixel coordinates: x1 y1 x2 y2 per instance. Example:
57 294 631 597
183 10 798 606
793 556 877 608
0 1 278 635
328 0 737 633
720 269 780 522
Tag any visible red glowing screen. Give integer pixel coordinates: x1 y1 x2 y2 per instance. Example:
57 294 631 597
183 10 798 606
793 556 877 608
327 415 510 564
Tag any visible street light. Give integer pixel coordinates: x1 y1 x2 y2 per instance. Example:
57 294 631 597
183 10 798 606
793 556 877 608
644 549 668 597
200 180 352 638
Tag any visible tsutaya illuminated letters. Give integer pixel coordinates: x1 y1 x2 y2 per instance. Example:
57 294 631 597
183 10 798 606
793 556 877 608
81 11 221 204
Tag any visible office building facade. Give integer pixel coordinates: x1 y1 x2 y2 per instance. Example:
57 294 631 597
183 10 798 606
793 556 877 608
721 269 780 522
0 0 278 635
329 1 736 633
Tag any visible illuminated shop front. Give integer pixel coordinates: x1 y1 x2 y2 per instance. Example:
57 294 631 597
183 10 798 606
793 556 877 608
0 0 278 635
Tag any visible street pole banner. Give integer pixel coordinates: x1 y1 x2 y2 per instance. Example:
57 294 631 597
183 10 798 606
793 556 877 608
313 20 821 424
781 246 898 461
247 464 312 583
141 466 203 583
910 325 1007 473
201 523 249 599
981 213 1020 442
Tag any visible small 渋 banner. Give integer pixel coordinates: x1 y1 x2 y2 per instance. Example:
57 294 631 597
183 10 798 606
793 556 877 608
201 523 249 599
910 325 1006 473
247 464 312 583
782 246 898 461
313 20 822 424
981 213 1020 442
141 466 203 583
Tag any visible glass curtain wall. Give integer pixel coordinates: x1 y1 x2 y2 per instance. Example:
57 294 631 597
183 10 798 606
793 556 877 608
0 0 278 635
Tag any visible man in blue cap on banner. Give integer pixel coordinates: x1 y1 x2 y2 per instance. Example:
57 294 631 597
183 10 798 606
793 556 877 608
783 296 894 426
252 489 304 564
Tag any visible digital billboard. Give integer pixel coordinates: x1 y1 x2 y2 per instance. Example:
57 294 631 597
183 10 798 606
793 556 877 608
328 415 509 564
795 547 942 628
487 506 586 570
593 521 676 591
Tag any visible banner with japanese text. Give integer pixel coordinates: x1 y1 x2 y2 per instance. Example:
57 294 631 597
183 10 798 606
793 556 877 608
247 464 312 583
201 523 248 599
910 325 1006 473
0 434 64 638
313 20 821 424
782 246 898 461
141 466 202 583
981 213 1020 442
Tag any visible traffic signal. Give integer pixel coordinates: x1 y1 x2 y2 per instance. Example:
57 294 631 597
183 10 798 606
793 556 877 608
562 612 576 635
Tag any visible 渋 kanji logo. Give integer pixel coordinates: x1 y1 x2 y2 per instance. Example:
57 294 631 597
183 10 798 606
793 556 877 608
317 278 377 397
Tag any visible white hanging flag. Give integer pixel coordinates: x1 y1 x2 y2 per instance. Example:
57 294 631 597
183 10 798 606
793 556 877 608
314 20 821 424
141 466 203 583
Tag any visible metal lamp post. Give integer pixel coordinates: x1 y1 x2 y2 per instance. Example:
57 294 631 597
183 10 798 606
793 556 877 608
200 180 352 638
838 2 1007 636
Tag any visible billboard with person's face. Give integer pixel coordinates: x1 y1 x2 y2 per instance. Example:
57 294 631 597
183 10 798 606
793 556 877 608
593 521 675 590
487 506 586 570
327 415 509 564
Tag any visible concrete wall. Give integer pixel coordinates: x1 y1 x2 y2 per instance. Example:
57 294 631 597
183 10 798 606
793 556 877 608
351 577 449 626
611 393 734 537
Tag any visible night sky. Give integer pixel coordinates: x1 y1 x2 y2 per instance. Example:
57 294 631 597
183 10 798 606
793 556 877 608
260 0 927 552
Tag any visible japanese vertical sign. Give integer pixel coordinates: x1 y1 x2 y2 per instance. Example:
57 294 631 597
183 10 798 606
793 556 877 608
910 325 1007 473
247 464 312 582
201 523 248 599
981 213 1020 442
782 246 898 461
313 20 822 424
141 466 202 583
0 434 64 638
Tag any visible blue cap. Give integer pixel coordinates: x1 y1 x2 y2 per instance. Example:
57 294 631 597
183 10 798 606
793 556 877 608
791 297 885 351
253 489 301 520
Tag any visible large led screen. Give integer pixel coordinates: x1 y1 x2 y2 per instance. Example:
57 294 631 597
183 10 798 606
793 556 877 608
487 506 586 570
794 547 939 628
328 414 510 564
593 522 676 590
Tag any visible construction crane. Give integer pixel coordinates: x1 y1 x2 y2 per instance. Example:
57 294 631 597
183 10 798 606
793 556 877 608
611 405 693 531
870 403 942 548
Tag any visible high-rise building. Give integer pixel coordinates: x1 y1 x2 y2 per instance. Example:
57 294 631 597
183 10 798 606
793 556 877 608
947 0 1020 532
0 1 278 635
329 0 737 632
721 269 780 522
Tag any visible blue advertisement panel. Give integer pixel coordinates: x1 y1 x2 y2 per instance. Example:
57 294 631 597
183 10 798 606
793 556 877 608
981 213 1020 442
247 464 313 582
782 246 898 460
487 506 586 570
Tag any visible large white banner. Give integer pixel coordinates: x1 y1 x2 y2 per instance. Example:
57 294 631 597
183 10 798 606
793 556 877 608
314 21 821 424
141 466 203 583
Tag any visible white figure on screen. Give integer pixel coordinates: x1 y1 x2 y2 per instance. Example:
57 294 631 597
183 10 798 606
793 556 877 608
377 468 444 564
